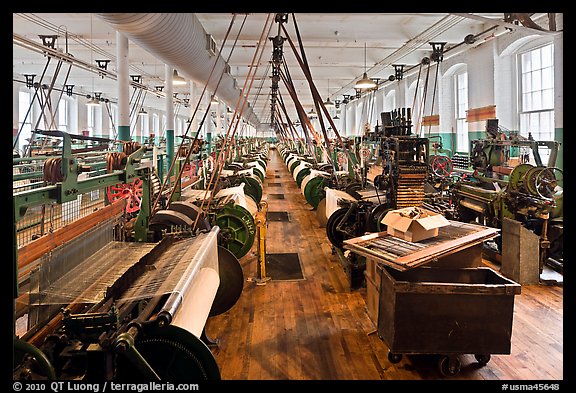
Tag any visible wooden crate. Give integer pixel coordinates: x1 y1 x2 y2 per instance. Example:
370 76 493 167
364 258 382 326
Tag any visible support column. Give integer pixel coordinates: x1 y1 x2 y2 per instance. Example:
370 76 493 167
190 82 199 136
165 65 175 178
553 33 563 171
116 31 130 142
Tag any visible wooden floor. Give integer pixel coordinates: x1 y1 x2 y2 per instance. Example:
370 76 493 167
206 148 563 381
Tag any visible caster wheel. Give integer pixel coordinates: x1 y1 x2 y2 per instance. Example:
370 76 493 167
438 355 461 377
475 354 491 365
387 351 403 364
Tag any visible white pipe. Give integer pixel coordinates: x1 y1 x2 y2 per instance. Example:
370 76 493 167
96 13 260 128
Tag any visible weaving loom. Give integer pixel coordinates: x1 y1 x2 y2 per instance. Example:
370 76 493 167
15 211 243 380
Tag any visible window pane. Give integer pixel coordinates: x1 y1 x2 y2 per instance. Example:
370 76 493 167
19 91 31 120
522 93 531 112
541 44 553 68
542 89 554 109
522 52 531 72
532 71 541 91
523 72 532 92
542 67 553 89
532 91 542 110
531 48 541 70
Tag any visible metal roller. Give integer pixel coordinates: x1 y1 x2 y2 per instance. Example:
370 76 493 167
238 175 263 204
168 201 211 231
209 246 244 317
149 210 194 239
316 198 328 227
244 194 259 217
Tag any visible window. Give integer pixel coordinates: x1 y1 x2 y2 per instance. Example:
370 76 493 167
384 90 396 112
140 114 149 137
519 44 554 164
152 113 159 138
58 98 69 131
455 72 469 153
87 105 97 135
408 80 424 136
18 90 33 155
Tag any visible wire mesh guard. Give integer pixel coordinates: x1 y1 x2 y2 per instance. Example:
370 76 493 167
15 187 107 249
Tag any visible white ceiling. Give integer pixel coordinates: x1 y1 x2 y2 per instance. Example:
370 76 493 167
13 12 556 129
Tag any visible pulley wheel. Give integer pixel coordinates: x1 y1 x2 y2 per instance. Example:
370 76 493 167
215 204 256 259
296 167 311 188
168 201 211 231
252 165 266 183
114 324 220 380
326 207 351 249
430 155 453 178
289 159 301 175
209 246 244 317
508 163 533 192
107 178 143 214
226 163 243 171
368 204 392 232
303 176 328 209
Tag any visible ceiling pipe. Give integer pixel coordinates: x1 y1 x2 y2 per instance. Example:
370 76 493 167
96 13 260 128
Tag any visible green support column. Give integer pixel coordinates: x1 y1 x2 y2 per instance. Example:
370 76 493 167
166 129 174 179
118 125 130 144
206 131 212 154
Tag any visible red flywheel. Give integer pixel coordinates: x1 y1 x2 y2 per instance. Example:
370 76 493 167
106 178 143 213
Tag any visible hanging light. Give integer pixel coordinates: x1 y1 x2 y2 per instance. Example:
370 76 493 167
308 108 317 119
323 79 335 107
355 43 377 90
210 95 219 105
172 70 187 86
86 95 100 107
138 107 148 116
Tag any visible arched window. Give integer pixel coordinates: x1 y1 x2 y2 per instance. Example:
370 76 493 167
152 113 159 137
58 97 69 132
384 90 396 112
408 80 424 136
518 43 554 164
18 90 33 155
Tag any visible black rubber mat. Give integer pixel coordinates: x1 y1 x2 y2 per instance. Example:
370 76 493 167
265 253 304 281
268 194 285 200
268 182 282 187
267 211 290 222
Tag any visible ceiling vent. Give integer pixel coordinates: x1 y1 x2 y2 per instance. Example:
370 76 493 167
206 34 217 56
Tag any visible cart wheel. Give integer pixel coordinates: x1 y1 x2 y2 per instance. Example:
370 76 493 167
474 354 491 365
387 351 403 364
438 355 461 377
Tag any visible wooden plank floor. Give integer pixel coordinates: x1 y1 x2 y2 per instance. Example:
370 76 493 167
205 148 563 381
